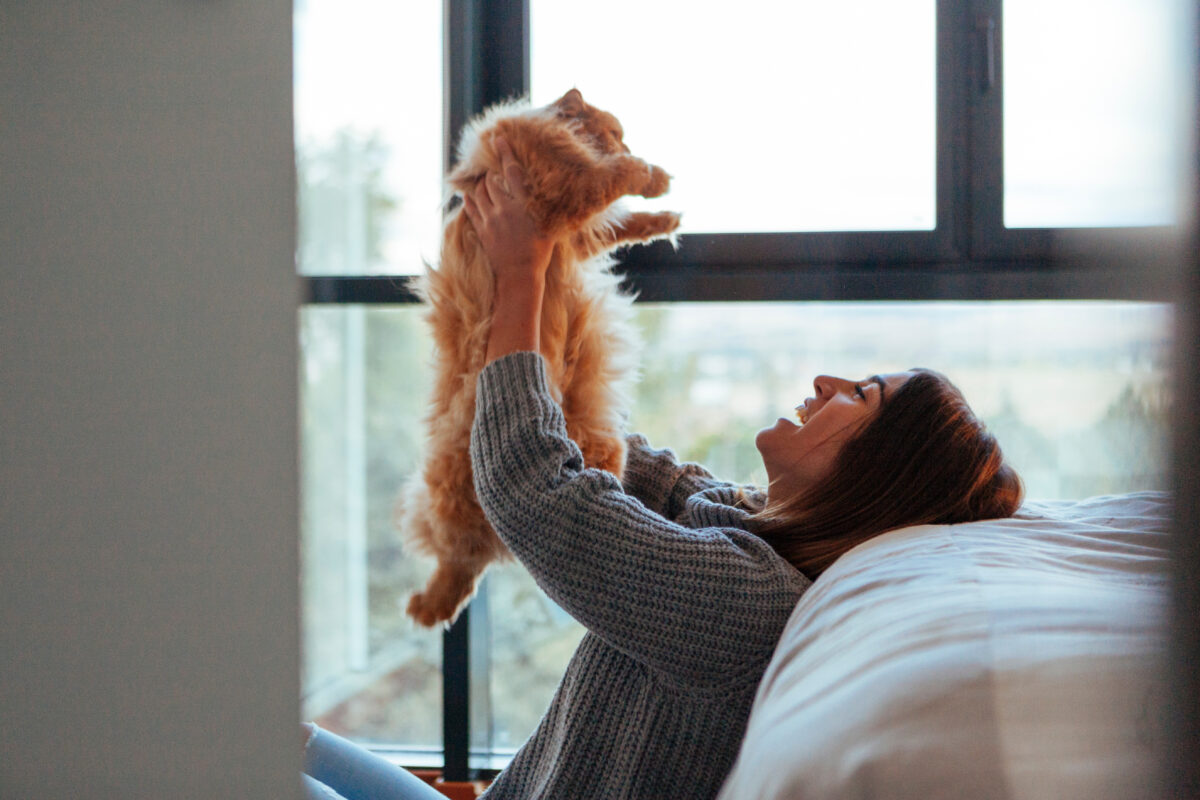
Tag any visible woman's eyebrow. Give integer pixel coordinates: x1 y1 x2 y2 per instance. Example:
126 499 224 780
870 374 887 402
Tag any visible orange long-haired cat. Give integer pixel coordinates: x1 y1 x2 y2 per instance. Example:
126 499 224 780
398 89 681 627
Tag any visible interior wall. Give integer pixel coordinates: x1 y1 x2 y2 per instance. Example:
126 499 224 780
1169 208 1200 797
1168 1 1200 787
0 3 300 798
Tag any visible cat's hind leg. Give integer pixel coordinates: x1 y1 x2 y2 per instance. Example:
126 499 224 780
404 423 506 627
406 554 490 628
571 422 628 478
559 318 633 479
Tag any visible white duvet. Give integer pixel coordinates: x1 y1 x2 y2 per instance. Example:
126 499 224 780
718 492 1171 800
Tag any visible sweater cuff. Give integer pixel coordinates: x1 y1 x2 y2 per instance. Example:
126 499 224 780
477 352 552 398
621 435 684 515
476 351 552 416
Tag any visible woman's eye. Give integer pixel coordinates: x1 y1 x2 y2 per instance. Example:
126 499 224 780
854 383 866 400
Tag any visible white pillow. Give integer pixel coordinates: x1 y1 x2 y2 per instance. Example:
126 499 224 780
718 492 1171 800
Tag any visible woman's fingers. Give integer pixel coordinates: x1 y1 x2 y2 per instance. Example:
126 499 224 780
462 136 531 236
462 174 497 233
474 173 495 212
487 172 512 206
494 137 529 202
462 192 480 228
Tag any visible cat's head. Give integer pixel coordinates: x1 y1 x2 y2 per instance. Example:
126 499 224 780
447 89 630 198
446 89 676 245
551 88 631 156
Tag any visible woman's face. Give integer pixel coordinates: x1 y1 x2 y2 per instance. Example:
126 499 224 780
756 371 914 498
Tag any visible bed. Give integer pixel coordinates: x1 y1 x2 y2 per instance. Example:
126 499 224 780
717 491 1172 800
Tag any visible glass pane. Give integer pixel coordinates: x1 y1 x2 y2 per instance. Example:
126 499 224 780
530 1 936 233
468 300 1170 760
627 302 1170 495
471 563 587 768
1003 0 1190 228
299 306 442 758
294 0 442 276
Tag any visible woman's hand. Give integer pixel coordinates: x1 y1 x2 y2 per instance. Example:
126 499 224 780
462 137 554 363
463 137 553 292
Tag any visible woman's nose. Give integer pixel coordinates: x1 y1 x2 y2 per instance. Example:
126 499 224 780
814 375 852 398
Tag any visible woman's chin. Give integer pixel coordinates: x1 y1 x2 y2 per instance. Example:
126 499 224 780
756 418 795 452
754 426 772 451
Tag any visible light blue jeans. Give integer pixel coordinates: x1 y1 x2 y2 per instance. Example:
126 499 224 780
301 724 447 800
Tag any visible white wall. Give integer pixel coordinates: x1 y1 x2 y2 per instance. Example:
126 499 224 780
0 3 300 798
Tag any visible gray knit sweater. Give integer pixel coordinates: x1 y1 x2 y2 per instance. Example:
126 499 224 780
469 352 811 800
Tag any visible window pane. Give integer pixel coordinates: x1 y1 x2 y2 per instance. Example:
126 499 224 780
1003 0 1189 228
294 0 442 276
471 300 1171 760
531 1 936 233
470 563 587 768
627 302 1170 496
299 306 442 758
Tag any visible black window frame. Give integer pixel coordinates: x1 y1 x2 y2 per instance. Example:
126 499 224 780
302 0 1180 781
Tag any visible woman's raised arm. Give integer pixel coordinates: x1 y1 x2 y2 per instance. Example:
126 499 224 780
470 352 805 685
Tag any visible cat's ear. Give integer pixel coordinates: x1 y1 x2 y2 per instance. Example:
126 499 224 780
554 88 585 116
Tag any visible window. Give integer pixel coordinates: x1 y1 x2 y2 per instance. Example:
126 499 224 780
1002 0 1188 229
295 0 444 763
300 306 442 762
296 0 1187 778
969 0 1191 258
294 0 442 277
531 0 937 234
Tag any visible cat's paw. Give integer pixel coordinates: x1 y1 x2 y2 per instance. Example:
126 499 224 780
641 164 671 198
406 590 458 629
660 211 682 234
638 211 682 241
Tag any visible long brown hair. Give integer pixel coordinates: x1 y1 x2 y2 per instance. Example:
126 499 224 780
751 369 1024 578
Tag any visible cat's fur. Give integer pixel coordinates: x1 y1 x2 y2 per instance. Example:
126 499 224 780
398 89 681 627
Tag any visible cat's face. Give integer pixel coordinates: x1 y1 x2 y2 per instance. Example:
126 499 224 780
552 89 631 156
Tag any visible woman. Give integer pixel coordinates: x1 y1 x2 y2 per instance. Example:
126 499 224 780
302 140 1023 800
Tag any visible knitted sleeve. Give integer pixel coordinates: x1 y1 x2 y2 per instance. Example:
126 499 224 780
470 352 804 685
621 434 732 520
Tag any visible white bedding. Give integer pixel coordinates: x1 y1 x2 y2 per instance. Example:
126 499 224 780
718 492 1171 800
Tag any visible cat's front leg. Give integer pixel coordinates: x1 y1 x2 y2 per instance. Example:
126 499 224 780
636 160 671 199
607 211 681 247
569 211 681 260
568 155 671 218
602 156 670 200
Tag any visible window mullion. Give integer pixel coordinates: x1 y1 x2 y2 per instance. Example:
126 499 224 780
442 0 529 781
939 0 972 261
968 0 1055 260
968 0 1004 259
